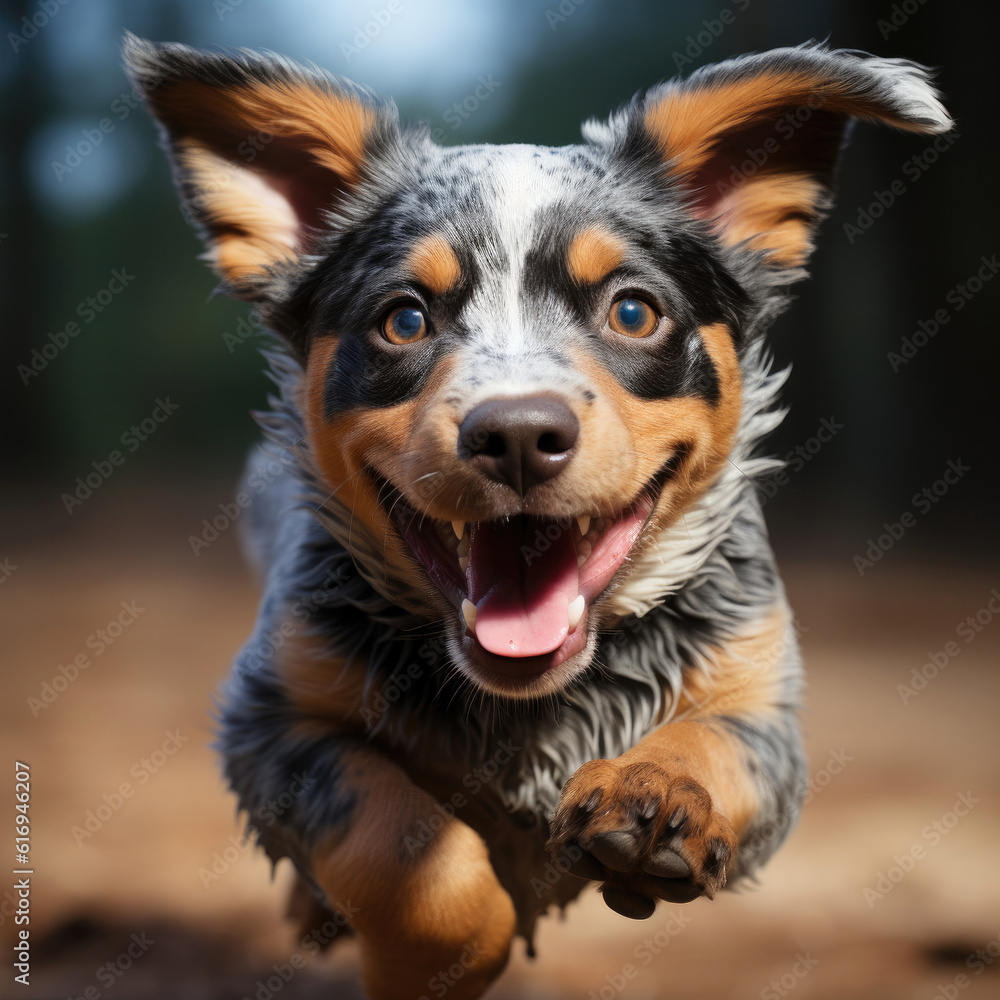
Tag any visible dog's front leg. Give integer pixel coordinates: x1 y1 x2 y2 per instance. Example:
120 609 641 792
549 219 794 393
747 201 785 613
547 603 806 918
308 745 517 1000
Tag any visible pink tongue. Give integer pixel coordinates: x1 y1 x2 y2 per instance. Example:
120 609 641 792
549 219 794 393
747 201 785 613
467 518 580 658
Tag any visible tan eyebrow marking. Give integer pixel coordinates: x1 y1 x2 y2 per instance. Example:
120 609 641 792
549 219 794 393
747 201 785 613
405 233 462 295
567 227 628 285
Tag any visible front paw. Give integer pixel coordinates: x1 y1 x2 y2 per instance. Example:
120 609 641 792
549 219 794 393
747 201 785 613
546 759 738 919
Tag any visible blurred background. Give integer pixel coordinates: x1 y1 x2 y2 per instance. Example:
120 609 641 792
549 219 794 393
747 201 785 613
1 1 997 998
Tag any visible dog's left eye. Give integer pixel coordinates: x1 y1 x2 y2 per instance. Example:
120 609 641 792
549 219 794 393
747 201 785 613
608 296 659 338
382 305 428 345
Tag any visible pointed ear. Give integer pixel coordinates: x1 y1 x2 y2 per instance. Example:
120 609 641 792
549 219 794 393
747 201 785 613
624 45 952 269
122 32 399 299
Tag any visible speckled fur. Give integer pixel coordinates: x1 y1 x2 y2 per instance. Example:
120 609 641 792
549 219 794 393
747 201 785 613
125 34 951 952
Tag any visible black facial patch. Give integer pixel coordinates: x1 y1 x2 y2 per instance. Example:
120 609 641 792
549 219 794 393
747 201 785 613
290 170 493 416
523 201 747 404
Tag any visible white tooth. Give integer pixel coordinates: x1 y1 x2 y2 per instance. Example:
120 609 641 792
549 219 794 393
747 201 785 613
576 539 592 567
577 553 586 567
459 556 469 573
451 520 465 541
567 595 585 630
576 515 591 537
462 599 477 632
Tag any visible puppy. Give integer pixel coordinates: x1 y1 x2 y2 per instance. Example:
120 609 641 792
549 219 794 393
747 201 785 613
124 34 950 1000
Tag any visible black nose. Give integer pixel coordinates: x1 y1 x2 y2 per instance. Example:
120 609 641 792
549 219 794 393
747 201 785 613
457 396 580 495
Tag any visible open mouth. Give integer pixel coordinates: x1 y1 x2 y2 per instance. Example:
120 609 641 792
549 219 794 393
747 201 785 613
385 469 672 689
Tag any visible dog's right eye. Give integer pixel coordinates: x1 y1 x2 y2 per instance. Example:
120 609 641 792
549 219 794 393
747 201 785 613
608 296 659 338
381 305 429 345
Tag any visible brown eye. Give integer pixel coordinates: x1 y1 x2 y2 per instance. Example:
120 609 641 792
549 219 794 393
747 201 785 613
381 305 428 344
608 296 658 338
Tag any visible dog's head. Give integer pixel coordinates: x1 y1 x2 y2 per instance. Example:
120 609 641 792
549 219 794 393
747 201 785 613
125 35 949 698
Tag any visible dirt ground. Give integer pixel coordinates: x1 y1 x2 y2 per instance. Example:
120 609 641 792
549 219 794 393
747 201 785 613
2 496 998 999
